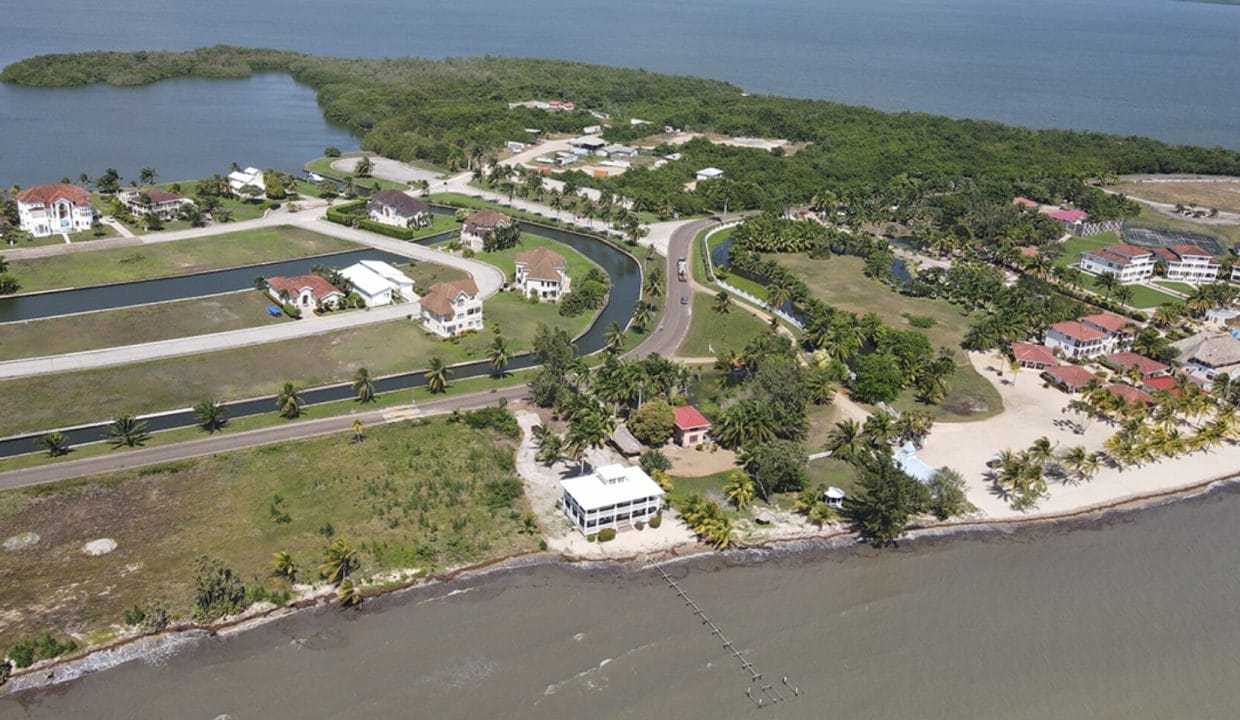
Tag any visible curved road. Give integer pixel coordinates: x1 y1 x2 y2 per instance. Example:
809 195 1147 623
627 217 714 359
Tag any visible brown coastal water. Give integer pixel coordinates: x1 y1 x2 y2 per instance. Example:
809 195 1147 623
4 485 1240 719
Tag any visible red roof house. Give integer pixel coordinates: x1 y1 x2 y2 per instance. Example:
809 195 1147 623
1048 209 1088 223
672 406 711 447
1106 383 1156 406
1011 342 1059 369
1043 365 1098 393
1082 312 1135 336
1104 352 1170 379
266 274 345 310
1141 375 1182 396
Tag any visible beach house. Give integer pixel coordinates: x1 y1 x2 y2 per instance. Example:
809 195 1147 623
227 167 264 194
119 188 194 219
672 406 712 447
266 275 345 311
513 246 571 301
1078 244 1155 283
1010 342 1060 370
1047 208 1089 234
339 260 416 307
461 209 514 251
1044 320 1113 360
367 190 431 229
1042 365 1099 394
1103 351 1169 380
559 464 665 535
1171 332 1240 385
419 278 483 337
1152 245 1220 284
16 183 94 237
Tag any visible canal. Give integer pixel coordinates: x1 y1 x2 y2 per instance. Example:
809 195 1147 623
0 218 642 458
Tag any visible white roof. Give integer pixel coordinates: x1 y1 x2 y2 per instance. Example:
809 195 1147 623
570 136 606 148
893 442 936 483
602 144 636 154
339 264 392 297
358 260 414 287
228 167 263 186
697 167 724 178
560 464 665 512
825 486 846 500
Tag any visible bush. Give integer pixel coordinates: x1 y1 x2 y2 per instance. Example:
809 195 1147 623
902 312 936 328
483 477 524 510
324 146 341 157
586 534 597 542
628 399 676 446
454 406 521 438
192 556 247 621
648 513 662 529
597 528 617 542
281 303 301 319
7 639 35 669
639 448 672 474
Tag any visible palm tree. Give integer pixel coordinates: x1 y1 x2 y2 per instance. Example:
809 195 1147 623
351 367 376 403
351 419 365 443
106 415 150 449
723 471 756 510
824 419 868 465
1113 284 1134 308
632 300 656 331
1060 445 1089 481
605 321 627 354
276 382 304 419
193 398 229 433
487 336 511 377
643 267 665 298
36 431 70 457
564 408 615 471
765 275 794 310
270 551 297 582
1095 272 1120 300
712 291 731 314
862 412 896 446
320 538 359 585
337 577 363 607
138 167 157 186
425 357 452 394
1028 436 1056 466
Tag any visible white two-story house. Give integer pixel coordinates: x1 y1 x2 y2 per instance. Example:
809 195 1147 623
120 188 194 219
367 190 431 229
1153 244 1220 284
1044 312 1135 360
16 184 94 237
419 278 483 337
514 246 571 301
1079 244 1155 284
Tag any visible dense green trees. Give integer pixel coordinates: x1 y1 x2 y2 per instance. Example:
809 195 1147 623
627 398 675 446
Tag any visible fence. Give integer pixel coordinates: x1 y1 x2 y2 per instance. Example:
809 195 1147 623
700 223 806 330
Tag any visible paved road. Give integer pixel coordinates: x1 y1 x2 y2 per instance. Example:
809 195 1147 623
0 216 504 380
627 217 715 359
0 385 528 492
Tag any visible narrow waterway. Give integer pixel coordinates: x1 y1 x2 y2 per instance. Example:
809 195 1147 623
0 220 641 456
5 483 1239 719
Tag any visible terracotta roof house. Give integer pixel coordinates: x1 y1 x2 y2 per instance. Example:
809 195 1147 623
1044 320 1112 360
367 190 431 230
266 274 345 310
672 406 712 447
419 278 483 337
1141 375 1183 397
1151 244 1220 284
514 246 571 301
1011 342 1060 370
1079 244 1155 283
1048 209 1088 224
1106 383 1156 407
16 183 94 237
1082 312 1135 336
1103 351 1169 379
461 209 514 251
1042 365 1098 393
120 187 194 218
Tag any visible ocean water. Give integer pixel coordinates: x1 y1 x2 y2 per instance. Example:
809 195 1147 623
0 0 1237 185
4 484 1239 719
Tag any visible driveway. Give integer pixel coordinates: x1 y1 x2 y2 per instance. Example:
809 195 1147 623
627 218 716 359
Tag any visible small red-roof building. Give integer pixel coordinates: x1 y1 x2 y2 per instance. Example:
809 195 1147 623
1106 383 1156 407
672 406 711 447
266 274 345 310
1011 342 1060 370
1103 351 1169 379
1042 365 1098 394
1047 208 1088 223
1141 375 1182 397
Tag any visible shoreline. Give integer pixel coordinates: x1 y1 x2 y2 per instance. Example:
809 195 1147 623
6 468 1237 697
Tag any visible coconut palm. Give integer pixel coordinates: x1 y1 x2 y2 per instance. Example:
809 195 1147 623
425 357 451 394
564 408 615 471
138 167 157 185
270 551 297 582
631 300 656 331
35 431 70 458
337 578 363 607
711 290 731 315
862 412 896 446
351 367 376 403
823 419 868 466
320 538 359 585
193 398 229 433
605 321 627 354
1060 445 1089 481
1028 436 1056 465
723 471 756 510
643 267 665 298
487 336 511 377
275 382 304 419
106 415 151 449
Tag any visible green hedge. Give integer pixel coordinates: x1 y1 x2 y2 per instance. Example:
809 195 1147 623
325 200 417 240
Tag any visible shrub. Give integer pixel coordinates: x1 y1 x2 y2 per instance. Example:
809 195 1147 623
483 477 524 510
586 534 597 542
8 639 36 668
324 146 341 157
648 513 662 529
192 556 247 621
123 604 146 626
597 528 617 542
628 399 676 446
454 406 520 438
281 303 301 319
902 312 936 328
639 448 672 474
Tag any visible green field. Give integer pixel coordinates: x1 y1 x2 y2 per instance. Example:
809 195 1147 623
3 222 119 249
8 226 359 293
678 293 769 358
0 416 539 651
778 253 1004 421
472 232 598 283
1074 273 1179 308
1052 231 1121 268
0 291 287 361
1153 280 1194 295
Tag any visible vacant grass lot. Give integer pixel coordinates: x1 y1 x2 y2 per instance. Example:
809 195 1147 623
1107 178 1240 216
9 226 359 293
0 417 539 650
778 253 1003 421
0 291 287 361
0 289 594 436
678 293 769 358
4 223 119 249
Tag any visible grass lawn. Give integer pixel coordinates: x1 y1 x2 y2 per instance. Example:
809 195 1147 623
8 225 359 293
1074 273 1179 308
0 291 288 361
473 232 598 283
1153 280 1195 295
0 288 595 436
1052 231 1121 268
678 293 769 357
304 154 413 192
778 253 1003 421
0 416 540 650
3 223 120 249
